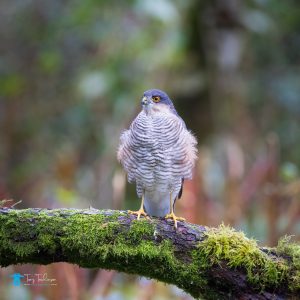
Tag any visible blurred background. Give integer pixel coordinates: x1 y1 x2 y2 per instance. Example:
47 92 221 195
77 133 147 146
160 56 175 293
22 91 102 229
0 0 299 299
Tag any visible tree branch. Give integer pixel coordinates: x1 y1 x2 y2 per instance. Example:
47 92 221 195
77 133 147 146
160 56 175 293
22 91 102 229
0 208 299 299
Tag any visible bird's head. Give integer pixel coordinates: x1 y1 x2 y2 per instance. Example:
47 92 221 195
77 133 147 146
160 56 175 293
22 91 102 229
141 89 177 115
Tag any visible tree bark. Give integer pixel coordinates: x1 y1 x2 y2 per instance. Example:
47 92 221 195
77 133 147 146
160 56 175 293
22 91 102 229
0 208 299 299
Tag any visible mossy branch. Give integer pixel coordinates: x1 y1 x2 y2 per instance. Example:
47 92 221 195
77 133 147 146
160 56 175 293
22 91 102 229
0 208 299 299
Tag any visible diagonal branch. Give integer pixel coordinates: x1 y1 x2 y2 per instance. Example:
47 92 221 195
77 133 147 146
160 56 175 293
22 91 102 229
0 208 299 299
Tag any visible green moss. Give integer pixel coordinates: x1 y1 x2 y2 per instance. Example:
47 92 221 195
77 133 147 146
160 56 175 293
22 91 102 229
53 212 207 297
194 224 289 289
1 209 299 299
0 209 128 266
276 236 300 291
127 219 155 242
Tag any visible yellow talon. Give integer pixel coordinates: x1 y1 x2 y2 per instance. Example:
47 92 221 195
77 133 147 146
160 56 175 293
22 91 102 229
165 192 185 228
165 212 185 228
129 193 149 220
128 209 148 220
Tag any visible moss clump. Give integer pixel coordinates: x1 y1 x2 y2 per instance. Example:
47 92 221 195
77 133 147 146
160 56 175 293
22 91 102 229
276 236 300 291
127 219 155 243
59 213 120 264
57 212 200 295
194 224 289 289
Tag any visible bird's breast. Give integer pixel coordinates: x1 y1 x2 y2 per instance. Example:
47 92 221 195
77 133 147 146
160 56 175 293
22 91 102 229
118 109 197 191
131 111 181 149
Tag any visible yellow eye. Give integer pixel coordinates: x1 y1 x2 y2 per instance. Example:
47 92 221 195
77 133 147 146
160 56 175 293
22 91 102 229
152 96 161 103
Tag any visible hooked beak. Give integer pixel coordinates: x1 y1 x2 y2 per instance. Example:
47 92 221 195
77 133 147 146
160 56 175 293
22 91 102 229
141 96 149 106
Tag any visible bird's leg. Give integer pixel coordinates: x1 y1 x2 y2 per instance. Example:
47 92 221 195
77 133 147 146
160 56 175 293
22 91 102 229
128 192 148 220
164 192 185 228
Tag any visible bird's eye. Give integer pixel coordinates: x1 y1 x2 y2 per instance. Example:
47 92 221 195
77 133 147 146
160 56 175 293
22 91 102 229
152 96 161 103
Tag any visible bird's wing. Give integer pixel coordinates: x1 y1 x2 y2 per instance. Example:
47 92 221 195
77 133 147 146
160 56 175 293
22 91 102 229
117 129 136 183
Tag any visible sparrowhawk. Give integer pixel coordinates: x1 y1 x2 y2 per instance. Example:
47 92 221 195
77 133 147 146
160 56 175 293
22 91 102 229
118 89 197 227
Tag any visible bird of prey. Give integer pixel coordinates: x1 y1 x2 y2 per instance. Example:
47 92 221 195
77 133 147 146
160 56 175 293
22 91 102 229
118 89 197 228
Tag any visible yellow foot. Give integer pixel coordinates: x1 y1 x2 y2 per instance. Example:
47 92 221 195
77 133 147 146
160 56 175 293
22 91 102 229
128 209 148 220
164 213 185 228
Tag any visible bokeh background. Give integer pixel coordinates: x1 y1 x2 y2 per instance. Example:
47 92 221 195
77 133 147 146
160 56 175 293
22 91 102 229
1 0 300 299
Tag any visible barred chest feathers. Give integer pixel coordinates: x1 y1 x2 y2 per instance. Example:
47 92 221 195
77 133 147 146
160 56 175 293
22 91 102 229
118 105 197 214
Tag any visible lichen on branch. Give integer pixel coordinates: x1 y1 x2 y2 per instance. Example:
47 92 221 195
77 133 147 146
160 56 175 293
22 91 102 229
0 208 299 299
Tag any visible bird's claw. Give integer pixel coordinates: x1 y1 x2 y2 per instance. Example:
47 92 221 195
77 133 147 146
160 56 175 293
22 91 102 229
165 213 185 228
128 209 148 220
